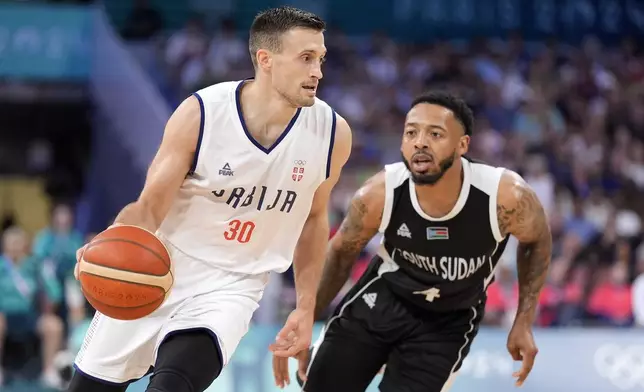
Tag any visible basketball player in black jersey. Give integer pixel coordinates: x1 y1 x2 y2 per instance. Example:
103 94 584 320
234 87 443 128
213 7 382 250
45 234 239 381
272 91 552 391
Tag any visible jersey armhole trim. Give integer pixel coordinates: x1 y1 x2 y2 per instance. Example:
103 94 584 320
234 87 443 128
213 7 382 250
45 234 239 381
489 167 505 242
378 171 394 233
189 92 206 175
325 109 337 179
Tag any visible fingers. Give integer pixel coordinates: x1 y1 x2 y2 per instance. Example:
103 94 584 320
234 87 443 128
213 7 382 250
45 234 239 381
270 340 307 358
511 348 538 387
272 355 290 388
506 344 522 361
270 318 303 356
76 245 85 263
75 244 88 281
297 350 311 383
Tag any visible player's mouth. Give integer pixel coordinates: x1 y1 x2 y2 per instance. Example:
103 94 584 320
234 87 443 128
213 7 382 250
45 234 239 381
411 153 434 172
302 85 317 96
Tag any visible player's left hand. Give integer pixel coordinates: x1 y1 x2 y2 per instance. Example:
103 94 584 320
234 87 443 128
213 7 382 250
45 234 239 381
269 308 314 357
506 320 538 387
270 308 314 388
272 348 310 388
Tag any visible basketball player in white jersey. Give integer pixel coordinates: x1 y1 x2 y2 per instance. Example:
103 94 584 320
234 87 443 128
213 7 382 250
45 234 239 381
67 6 351 392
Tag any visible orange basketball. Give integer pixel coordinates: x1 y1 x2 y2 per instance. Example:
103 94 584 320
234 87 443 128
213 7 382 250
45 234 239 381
78 225 173 320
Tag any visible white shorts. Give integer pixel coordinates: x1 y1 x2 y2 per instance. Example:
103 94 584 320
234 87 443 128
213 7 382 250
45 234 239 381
74 239 269 384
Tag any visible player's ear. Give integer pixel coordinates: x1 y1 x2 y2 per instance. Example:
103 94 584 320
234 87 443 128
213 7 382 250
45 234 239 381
256 49 272 71
458 135 470 156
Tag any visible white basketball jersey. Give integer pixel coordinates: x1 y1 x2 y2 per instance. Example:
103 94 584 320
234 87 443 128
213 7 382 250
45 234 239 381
157 80 337 275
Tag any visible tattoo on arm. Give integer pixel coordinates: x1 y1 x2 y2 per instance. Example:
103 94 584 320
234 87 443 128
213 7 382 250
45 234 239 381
497 182 552 322
314 196 379 318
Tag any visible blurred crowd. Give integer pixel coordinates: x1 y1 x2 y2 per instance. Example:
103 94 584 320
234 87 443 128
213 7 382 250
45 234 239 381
144 11 644 329
0 204 90 389
2 2 644 390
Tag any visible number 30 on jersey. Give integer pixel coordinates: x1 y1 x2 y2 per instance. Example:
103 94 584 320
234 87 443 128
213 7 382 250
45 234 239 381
224 219 256 243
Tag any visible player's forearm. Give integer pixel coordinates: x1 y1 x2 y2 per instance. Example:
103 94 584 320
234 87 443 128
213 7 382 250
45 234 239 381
313 240 359 319
113 201 162 233
515 236 552 324
293 213 330 313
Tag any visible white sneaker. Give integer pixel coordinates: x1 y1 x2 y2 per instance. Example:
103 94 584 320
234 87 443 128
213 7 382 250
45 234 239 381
41 368 63 390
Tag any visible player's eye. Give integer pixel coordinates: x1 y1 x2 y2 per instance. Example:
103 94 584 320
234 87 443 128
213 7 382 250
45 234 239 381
320 57 326 64
431 132 442 138
302 55 311 62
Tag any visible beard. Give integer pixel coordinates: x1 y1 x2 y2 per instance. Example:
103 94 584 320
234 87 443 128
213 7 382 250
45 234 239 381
402 150 456 185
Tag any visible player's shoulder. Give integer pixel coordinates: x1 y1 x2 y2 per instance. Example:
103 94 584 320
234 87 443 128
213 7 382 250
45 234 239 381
382 162 411 190
312 96 332 110
303 96 337 119
355 163 408 204
475 162 537 210
352 169 387 215
193 80 240 103
465 157 508 195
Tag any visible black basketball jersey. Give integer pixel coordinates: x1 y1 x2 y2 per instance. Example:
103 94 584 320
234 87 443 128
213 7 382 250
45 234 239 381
372 157 509 312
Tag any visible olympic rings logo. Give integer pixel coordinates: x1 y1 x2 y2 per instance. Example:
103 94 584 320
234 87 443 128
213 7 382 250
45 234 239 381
294 160 307 166
594 344 644 390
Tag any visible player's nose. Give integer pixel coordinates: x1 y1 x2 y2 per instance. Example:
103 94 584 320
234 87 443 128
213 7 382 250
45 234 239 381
414 134 430 149
310 65 323 80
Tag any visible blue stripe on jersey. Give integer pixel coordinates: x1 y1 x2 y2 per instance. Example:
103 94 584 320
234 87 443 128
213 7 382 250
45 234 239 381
235 80 302 154
189 92 205 175
325 109 337 179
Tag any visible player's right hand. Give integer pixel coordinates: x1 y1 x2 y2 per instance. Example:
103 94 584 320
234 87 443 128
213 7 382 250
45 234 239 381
272 348 311 389
74 244 88 280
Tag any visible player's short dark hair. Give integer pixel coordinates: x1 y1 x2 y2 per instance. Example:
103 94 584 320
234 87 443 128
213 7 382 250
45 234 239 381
249 6 325 69
411 91 474 136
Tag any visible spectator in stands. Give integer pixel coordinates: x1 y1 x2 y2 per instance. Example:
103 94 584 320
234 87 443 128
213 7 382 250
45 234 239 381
204 18 247 82
0 227 64 388
632 253 644 326
524 154 556 217
483 263 518 328
33 204 83 282
539 262 586 326
586 261 633 327
32 204 86 325
164 14 209 96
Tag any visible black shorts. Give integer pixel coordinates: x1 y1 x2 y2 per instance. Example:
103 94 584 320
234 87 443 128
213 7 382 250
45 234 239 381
304 261 484 392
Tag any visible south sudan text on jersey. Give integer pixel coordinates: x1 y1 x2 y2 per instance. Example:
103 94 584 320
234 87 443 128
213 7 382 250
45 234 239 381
395 248 489 281
212 186 297 213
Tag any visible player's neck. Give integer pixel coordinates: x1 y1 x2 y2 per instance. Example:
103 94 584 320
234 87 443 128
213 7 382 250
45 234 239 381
414 160 464 213
241 79 299 128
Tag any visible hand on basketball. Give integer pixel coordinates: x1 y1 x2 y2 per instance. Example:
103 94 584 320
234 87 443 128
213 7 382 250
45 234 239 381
74 244 88 280
507 321 538 387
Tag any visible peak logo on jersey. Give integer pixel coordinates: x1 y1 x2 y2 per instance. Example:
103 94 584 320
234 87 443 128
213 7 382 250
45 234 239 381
292 160 306 182
396 248 489 281
426 227 448 240
397 223 411 238
219 163 234 176
212 186 297 213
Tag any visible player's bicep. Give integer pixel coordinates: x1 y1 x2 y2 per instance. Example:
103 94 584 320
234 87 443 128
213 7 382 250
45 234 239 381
496 170 550 244
137 96 201 216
